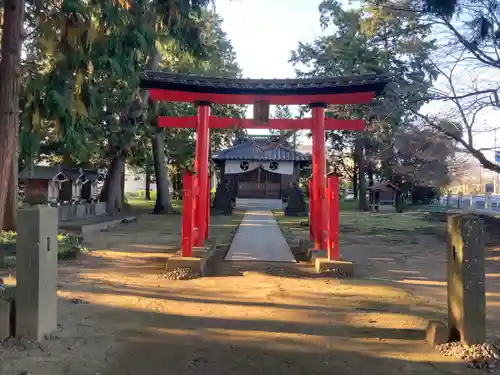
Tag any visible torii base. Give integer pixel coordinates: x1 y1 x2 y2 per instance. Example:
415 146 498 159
314 257 355 277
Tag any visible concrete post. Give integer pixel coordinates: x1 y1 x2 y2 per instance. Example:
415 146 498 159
16 205 58 341
447 214 486 345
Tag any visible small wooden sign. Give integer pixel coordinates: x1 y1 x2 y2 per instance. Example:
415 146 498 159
253 100 270 125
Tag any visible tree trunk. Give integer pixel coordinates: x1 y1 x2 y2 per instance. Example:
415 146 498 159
0 0 24 230
356 136 367 211
145 166 151 200
368 162 374 187
121 166 125 206
3 131 18 231
102 156 125 216
152 132 173 214
63 153 72 166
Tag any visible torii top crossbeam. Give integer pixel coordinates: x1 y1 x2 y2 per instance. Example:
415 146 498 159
140 70 389 259
139 71 389 105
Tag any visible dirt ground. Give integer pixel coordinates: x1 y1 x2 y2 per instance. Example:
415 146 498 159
1 209 500 375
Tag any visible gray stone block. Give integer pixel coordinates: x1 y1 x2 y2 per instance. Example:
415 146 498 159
0 298 13 340
75 204 87 218
94 202 106 216
165 257 202 273
314 258 354 276
447 214 486 345
58 205 73 221
425 320 448 347
298 239 313 254
307 249 327 264
16 205 58 342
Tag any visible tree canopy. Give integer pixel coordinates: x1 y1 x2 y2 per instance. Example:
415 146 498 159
1 0 492 224
290 0 454 205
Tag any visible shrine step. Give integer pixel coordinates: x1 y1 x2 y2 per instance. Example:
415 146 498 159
59 215 136 237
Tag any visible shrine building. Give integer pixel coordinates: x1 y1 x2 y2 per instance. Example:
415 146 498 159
212 135 310 199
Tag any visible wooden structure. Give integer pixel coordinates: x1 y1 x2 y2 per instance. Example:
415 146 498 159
81 169 105 202
59 168 89 203
140 71 388 259
212 136 310 199
368 180 402 211
19 166 68 205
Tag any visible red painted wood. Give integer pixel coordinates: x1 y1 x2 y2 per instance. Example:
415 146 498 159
181 171 195 257
150 89 376 105
309 179 314 241
158 116 365 131
194 105 211 247
312 107 327 250
327 175 340 261
206 176 210 240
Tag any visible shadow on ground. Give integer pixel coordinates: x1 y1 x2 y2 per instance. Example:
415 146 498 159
1 209 500 375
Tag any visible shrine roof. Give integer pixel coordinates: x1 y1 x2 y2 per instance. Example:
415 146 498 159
82 169 104 182
367 181 401 191
19 166 103 182
63 168 85 181
140 71 390 105
212 138 311 162
19 166 67 181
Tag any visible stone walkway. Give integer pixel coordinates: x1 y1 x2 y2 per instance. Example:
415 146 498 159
225 209 296 262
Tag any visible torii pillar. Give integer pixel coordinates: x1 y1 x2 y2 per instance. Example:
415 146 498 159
194 102 211 246
311 103 328 250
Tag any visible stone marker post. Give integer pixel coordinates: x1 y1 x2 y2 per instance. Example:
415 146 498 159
16 205 58 341
447 214 486 345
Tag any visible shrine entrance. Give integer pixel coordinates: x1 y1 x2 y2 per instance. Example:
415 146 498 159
140 72 388 262
237 168 281 199
212 134 310 200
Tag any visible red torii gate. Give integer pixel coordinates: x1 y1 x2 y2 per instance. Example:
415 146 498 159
140 72 388 261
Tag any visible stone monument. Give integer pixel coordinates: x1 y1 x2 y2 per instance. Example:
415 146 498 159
211 181 233 215
285 182 307 217
16 205 58 341
447 214 486 344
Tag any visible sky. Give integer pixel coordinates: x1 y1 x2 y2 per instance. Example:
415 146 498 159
215 0 323 80
214 0 499 173
215 0 325 141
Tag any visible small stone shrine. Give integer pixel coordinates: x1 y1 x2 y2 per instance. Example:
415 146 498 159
284 182 307 216
211 181 233 215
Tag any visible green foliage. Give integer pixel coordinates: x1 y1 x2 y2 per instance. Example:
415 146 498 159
18 0 244 202
0 231 88 267
274 105 293 119
126 189 158 200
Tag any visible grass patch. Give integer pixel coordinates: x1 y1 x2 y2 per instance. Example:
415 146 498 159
272 211 310 246
126 190 158 200
208 211 245 247
127 198 182 212
273 210 443 246
0 231 88 268
340 212 438 234
339 213 445 242
339 200 359 211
